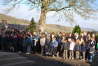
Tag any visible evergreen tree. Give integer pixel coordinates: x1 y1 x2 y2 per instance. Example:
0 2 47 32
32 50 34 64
27 18 36 32
72 25 81 34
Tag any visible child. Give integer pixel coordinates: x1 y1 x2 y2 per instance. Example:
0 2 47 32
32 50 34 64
74 39 81 60
61 37 69 59
69 38 75 60
80 38 86 61
88 37 96 63
50 36 58 57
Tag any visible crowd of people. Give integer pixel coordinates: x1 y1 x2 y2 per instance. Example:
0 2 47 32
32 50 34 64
0 24 98 63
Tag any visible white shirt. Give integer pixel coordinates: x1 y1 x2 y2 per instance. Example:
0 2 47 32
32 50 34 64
40 37 46 46
69 41 75 50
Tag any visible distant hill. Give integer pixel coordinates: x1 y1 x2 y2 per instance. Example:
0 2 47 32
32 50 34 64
0 14 29 25
0 13 95 32
45 24 73 32
45 24 95 32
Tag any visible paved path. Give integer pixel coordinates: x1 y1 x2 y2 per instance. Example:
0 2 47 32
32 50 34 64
0 52 90 66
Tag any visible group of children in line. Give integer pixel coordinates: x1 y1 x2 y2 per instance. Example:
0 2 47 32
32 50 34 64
0 27 98 63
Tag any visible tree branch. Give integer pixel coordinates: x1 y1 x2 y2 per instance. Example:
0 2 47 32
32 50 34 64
48 6 70 11
5 0 23 14
28 0 41 4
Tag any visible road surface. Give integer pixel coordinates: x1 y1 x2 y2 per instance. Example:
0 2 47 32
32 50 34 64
0 52 90 66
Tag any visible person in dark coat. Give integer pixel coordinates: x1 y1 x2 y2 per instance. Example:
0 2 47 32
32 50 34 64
25 34 33 54
32 32 39 54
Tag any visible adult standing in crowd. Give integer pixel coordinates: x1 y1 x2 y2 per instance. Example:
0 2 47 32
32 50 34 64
25 32 33 54
32 32 39 54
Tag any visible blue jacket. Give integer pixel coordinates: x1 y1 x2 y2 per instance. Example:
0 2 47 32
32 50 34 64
26 37 33 45
50 40 58 48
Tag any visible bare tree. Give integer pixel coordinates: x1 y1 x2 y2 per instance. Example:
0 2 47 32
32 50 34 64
5 0 97 32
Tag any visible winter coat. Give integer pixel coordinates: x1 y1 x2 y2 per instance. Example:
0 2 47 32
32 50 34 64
25 37 33 46
50 40 58 48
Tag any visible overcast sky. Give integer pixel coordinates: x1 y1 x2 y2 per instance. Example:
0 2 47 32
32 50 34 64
0 0 98 31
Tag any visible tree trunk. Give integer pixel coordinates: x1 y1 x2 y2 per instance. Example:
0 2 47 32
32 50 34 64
39 9 46 25
38 7 47 32
37 0 49 32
